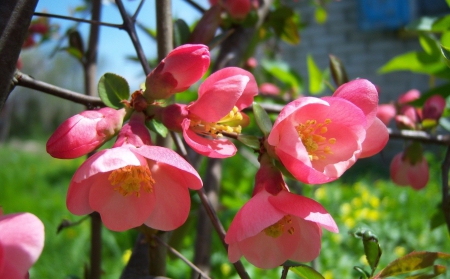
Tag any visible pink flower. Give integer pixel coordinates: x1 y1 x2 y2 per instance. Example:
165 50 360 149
376 104 396 125
225 156 338 268
422 95 446 121
0 212 45 279
267 79 388 184
398 89 420 105
144 44 210 100
66 116 203 231
390 143 428 190
157 67 257 158
259 82 281 96
395 105 419 130
210 0 253 19
47 107 126 159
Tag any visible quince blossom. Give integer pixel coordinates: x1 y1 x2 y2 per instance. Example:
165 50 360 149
267 79 388 184
157 67 258 158
144 44 210 100
0 211 45 279
390 142 428 190
66 113 203 231
46 107 126 159
225 155 338 268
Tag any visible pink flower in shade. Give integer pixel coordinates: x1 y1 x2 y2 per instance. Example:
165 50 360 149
170 67 257 158
422 95 446 121
267 79 389 184
66 114 203 231
47 107 126 159
225 155 338 269
210 0 253 19
0 212 45 279
398 89 420 105
259 82 281 96
395 105 419 130
376 104 396 126
144 44 210 100
390 143 428 190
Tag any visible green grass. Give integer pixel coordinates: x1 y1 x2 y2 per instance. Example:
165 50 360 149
1 141 449 278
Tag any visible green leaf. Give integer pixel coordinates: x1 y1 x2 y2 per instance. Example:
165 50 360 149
378 51 450 79
98 73 130 109
363 236 382 273
261 59 303 96
377 251 450 278
314 6 327 24
419 32 441 57
267 6 300 45
65 47 83 60
406 17 438 32
146 119 168 138
441 44 450 68
329 54 349 87
353 266 370 279
432 15 450 32
447 0 450 7
288 264 324 279
307 54 325 94
173 19 191 47
237 135 261 150
252 102 272 136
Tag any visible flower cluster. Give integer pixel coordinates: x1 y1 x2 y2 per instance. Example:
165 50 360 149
45 44 388 269
377 89 445 190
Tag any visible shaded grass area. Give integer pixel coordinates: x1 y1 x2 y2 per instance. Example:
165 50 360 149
1 141 449 278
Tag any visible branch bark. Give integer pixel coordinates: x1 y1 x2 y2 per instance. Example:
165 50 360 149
0 0 39 111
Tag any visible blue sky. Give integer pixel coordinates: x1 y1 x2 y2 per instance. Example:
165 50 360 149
34 0 209 89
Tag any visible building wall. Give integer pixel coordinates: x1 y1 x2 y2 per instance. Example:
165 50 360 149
281 0 430 103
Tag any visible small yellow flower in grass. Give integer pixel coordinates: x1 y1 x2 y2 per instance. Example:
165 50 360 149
344 217 355 229
220 263 232 276
323 270 334 279
359 255 369 265
122 249 132 264
352 197 362 208
394 246 406 258
340 203 351 216
369 196 380 208
314 187 327 200
332 233 342 244
367 210 380 221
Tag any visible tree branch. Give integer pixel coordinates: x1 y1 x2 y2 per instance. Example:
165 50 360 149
182 0 206 14
0 0 39 112
441 147 450 235
33 12 122 28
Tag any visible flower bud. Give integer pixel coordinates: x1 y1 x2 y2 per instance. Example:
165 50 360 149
376 104 396 125
156 104 189 132
46 107 126 159
422 94 446 121
144 44 210 100
189 5 221 45
398 89 420 105
259 82 281 96
113 112 152 148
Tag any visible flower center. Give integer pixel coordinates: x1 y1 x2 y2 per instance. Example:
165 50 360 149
296 119 336 161
190 106 243 138
108 165 155 197
264 215 295 238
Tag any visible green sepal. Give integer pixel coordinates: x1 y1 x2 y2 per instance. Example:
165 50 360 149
329 54 349 87
252 102 272 136
173 19 191 47
237 135 261 150
98 73 130 109
146 119 168 138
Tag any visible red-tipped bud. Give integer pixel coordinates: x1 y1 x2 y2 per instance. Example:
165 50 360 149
189 5 222 45
398 89 420 105
259 82 281 96
376 104 396 125
253 154 285 196
390 142 428 190
113 112 151 148
422 94 446 121
144 44 210 100
224 0 252 19
46 107 126 159
245 57 258 69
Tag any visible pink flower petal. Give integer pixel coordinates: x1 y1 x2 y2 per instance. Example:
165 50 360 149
377 104 396 125
332 79 379 126
268 191 338 233
360 117 389 158
131 144 203 190
0 213 44 278
407 159 429 190
225 191 285 244
144 164 191 230
181 119 237 158
236 222 300 268
288 218 323 263
73 147 142 183
189 74 249 122
67 175 102 215
390 153 409 186
88 174 156 231
227 243 243 264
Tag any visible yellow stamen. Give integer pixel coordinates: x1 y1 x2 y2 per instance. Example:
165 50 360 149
296 118 336 161
264 215 295 238
109 165 155 197
190 106 244 138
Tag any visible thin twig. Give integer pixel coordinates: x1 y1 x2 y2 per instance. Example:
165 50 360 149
182 0 206 14
280 266 289 279
13 70 104 108
153 235 212 279
115 0 151 75
441 147 450 235
33 12 122 28
387 128 450 145
132 0 146 20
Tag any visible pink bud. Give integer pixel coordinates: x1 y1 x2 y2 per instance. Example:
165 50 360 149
189 5 222 45
422 95 446 121
113 112 152 148
245 57 258 69
29 23 49 34
390 143 428 190
144 44 210 100
224 0 252 19
157 104 189 132
46 107 126 159
259 82 281 96
376 104 396 125
398 89 420 105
